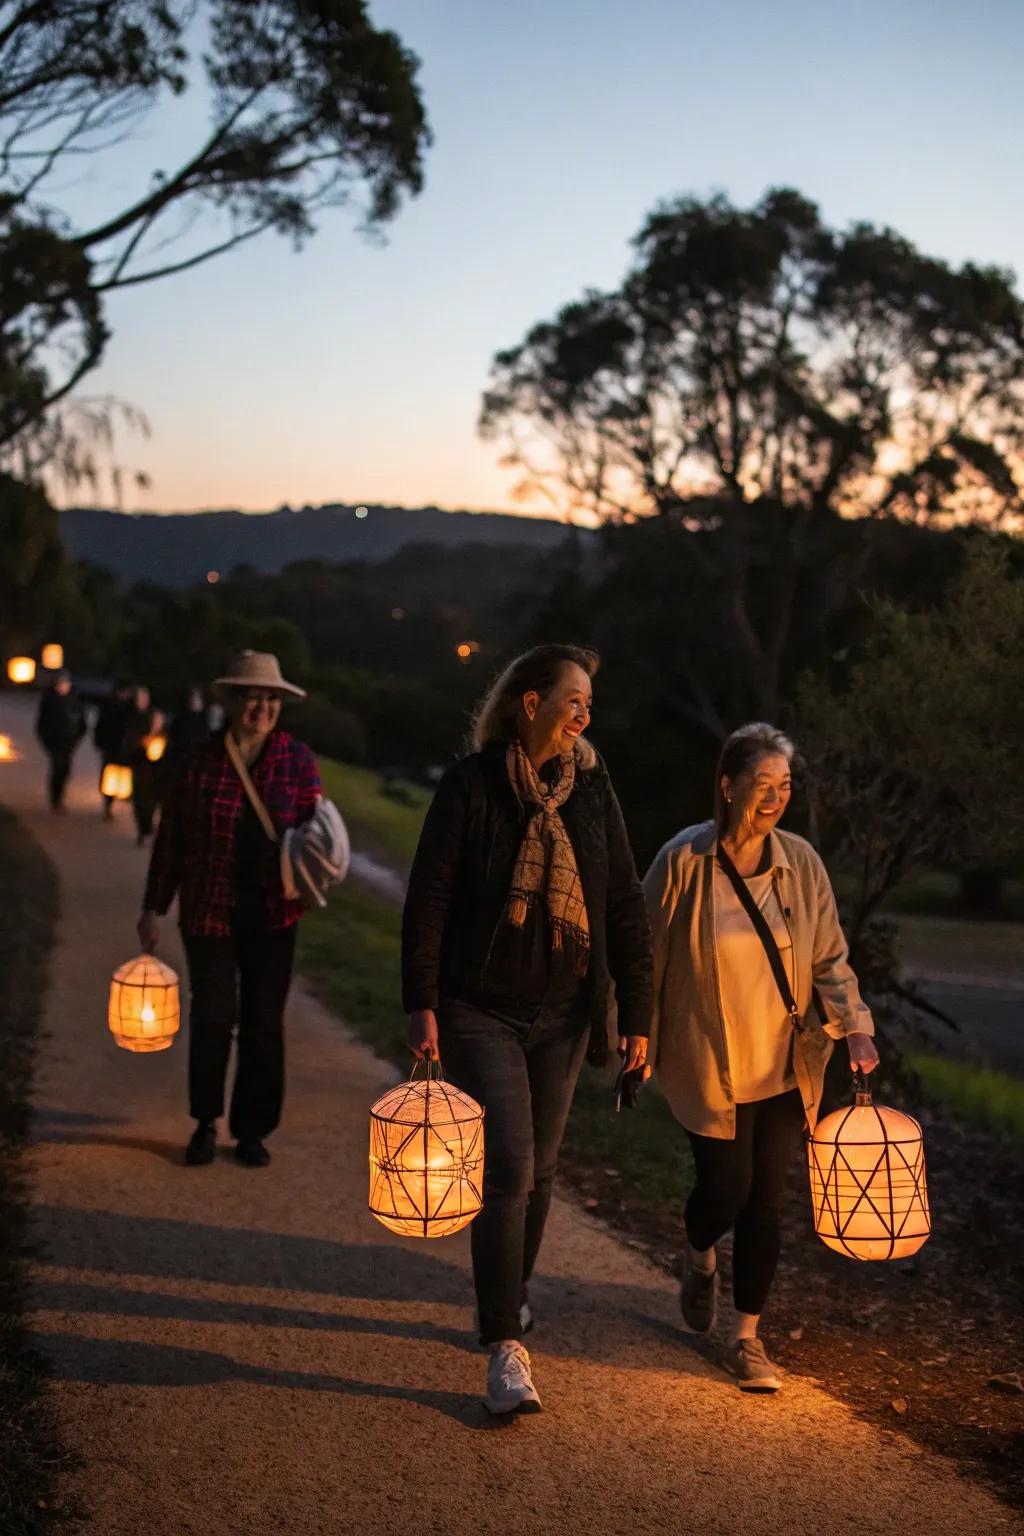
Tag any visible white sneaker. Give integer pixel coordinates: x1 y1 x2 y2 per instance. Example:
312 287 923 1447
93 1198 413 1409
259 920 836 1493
485 1341 542 1416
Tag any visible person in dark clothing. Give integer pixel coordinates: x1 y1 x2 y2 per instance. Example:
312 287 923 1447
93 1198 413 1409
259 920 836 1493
35 670 86 811
168 686 210 762
94 680 133 819
120 686 162 846
138 651 319 1169
402 644 653 1416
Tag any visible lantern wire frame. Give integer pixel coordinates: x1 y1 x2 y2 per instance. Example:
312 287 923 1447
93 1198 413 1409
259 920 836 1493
369 1058 484 1239
807 1069 931 1261
108 954 181 1052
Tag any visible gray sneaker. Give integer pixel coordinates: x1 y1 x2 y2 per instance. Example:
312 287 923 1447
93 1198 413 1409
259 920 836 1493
730 1336 781 1392
520 1299 534 1335
679 1256 719 1335
485 1341 542 1416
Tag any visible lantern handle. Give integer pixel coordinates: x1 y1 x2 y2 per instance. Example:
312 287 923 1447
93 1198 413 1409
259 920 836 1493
409 1055 446 1084
852 1065 872 1105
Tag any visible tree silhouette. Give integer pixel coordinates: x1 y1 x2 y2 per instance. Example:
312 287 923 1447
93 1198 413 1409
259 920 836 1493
0 0 430 471
481 188 1024 714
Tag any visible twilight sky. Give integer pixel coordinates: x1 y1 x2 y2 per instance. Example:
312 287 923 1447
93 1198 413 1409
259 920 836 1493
68 0 1024 514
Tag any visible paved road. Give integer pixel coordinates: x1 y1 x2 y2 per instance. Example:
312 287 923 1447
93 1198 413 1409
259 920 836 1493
1 694 1019 1536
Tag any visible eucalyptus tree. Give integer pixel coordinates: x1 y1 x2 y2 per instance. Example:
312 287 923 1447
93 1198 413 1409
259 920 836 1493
482 188 1024 719
0 0 430 480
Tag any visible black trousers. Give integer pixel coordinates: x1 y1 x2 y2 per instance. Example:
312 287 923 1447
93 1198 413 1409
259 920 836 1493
46 748 73 808
439 998 589 1346
684 1088 804 1316
183 918 297 1141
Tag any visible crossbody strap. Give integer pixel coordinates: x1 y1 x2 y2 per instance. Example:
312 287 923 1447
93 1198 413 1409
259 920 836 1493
224 731 278 845
716 842 799 1023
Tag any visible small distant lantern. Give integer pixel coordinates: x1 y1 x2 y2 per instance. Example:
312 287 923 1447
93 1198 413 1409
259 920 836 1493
0 734 18 762
41 643 64 670
100 762 133 800
144 734 167 763
808 1070 931 1260
108 954 181 1052
369 1064 484 1238
7 656 36 684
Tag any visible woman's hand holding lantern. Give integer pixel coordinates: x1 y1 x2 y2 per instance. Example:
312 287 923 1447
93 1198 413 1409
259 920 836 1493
847 1031 880 1075
618 1034 647 1072
408 1008 440 1061
137 909 160 954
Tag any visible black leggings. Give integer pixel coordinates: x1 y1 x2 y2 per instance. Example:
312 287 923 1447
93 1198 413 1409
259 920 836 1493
684 1089 804 1316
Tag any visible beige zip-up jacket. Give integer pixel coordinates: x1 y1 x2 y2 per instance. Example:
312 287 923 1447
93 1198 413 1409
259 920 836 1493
643 821 874 1139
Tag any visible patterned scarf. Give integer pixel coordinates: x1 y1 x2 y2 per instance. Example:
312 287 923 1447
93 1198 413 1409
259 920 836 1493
504 738 590 975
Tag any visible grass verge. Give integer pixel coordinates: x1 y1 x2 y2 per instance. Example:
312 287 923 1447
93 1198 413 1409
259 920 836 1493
0 803 73 1533
912 1052 1024 1137
318 759 432 868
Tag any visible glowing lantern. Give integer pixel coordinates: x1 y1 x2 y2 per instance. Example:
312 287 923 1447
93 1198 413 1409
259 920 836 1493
0 734 18 762
369 1063 484 1238
808 1070 931 1260
144 734 167 763
7 657 36 684
41 643 64 670
100 762 133 800
108 954 181 1052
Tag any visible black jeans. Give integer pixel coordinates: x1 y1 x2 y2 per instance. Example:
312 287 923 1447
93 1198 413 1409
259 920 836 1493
439 998 589 1346
46 748 73 808
183 918 297 1141
684 1088 804 1316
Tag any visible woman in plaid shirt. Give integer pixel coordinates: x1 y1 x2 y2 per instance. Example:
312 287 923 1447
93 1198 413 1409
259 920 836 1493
138 652 320 1168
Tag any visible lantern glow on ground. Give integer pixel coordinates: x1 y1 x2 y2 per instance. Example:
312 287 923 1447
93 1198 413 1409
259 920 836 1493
808 1088 931 1261
108 954 181 1052
7 657 36 684
100 763 133 799
369 1070 484 1238
41 643 64 670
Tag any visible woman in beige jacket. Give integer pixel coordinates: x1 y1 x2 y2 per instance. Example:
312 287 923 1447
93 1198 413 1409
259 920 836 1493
643 722 879 1392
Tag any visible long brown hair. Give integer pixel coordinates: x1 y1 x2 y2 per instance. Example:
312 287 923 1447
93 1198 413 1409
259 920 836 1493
470 644 600 769
714 721 795 834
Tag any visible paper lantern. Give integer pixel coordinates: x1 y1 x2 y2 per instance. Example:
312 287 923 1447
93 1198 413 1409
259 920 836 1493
144 734 167 762
7 656 36 684
0 734 18 762
41 643 64 670
808 1071 930 1260
108 953 180 1052
369 1064 484 1238
100 762 133 799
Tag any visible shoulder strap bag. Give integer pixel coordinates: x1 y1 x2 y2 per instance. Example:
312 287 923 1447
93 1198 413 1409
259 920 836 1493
716 841 808 1034
224 731 349 909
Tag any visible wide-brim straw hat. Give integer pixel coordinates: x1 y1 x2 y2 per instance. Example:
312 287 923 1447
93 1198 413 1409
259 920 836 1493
211 650 307 700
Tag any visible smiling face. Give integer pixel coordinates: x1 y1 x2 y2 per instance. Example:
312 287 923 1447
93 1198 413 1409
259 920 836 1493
519 661 593 767
722 752 792 839
229 688 282 741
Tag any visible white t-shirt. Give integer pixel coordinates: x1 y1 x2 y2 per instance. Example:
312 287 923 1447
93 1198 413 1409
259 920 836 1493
713 863 797 1104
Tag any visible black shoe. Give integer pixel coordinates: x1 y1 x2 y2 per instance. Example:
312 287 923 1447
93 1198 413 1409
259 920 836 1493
185 1123 216 1166
234 1138 271 1168
679 1255 719 1335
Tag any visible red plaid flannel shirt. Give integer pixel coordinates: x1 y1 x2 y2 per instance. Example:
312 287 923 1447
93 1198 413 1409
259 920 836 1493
144 729 321 935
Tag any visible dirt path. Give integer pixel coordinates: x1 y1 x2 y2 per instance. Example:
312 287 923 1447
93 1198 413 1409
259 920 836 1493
1 696 1018 1536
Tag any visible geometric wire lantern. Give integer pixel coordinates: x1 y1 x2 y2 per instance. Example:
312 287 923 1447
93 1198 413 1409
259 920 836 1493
100 762 133 799
108 953 181 1052
144 733 167 762
369 1061 484 1238
808 1069 931 1260
0 734 18 762
41 643 64 670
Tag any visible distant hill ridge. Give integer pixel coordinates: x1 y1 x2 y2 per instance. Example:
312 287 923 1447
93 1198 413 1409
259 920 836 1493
62 502 585 587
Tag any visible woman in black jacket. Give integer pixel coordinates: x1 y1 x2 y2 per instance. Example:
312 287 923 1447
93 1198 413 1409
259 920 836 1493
402 644 652 1417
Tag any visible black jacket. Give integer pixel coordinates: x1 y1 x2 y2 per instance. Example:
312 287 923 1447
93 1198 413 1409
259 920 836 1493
35 688 86 753
401 743 653 1065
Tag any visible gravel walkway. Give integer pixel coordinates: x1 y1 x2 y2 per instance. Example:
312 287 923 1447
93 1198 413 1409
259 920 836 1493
1 696 1018 1536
